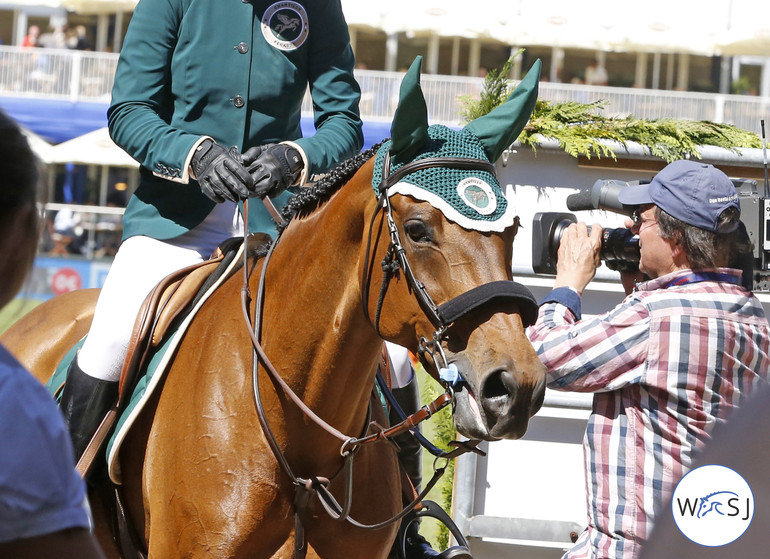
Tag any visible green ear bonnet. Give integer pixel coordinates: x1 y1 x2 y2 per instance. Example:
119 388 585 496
372 56 541 233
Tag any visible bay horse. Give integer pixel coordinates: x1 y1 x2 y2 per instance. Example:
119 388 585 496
1 57 546 558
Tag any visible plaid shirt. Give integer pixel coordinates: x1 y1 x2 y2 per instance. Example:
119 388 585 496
528 269 770 558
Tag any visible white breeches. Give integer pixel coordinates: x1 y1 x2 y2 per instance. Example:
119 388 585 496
77 202 244 381
385 341 415 389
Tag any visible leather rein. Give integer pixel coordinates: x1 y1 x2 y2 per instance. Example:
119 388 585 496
238 199 457 559
237 152 539 557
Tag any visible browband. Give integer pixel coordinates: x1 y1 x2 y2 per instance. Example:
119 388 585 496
380 151 497 192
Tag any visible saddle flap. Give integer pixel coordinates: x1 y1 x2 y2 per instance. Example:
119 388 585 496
152 261 222 346
115 233 273 405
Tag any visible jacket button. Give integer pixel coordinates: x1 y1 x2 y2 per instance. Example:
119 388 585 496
236 42 249 54
233 95 245 108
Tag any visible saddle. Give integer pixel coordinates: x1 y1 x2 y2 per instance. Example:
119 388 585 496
117 234 270 404
74 234 272 478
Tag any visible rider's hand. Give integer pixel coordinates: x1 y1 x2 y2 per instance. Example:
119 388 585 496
242 143 303 199
190 139 253 203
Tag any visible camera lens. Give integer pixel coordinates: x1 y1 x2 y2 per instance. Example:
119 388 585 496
558 224 640 272
533 212 641 275
599 227 640 272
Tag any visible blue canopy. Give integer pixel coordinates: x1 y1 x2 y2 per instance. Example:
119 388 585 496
0 96 392 151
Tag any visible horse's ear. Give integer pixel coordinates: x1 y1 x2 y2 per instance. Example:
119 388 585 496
390 56 430 165
465 59 541 164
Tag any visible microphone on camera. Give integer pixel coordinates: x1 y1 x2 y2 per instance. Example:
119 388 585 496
566 190 594 211
566 179 638 216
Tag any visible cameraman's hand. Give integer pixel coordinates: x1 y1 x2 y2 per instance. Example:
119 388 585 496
190 139 253 203
554 222 602 294
620 270 645 295
242 143 303 199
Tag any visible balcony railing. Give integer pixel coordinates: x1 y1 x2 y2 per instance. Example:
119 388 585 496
1 45 768 134
0 46 117 101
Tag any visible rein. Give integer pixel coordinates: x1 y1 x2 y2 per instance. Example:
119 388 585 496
238 199 459 558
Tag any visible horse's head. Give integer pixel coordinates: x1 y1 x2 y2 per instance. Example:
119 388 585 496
366 56 547 441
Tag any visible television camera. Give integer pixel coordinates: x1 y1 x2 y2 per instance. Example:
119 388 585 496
532 176 770 292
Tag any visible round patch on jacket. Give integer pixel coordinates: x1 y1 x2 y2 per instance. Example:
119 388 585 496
261 1 309 51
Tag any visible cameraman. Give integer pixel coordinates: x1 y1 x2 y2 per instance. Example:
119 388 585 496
527 160 770 558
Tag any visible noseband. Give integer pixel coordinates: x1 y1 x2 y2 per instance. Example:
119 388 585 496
364 150 539 380
237 151 540 556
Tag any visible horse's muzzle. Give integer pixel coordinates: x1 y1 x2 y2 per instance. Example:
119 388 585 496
452 366 546 441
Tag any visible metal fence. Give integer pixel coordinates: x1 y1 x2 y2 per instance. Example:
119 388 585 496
2 45 769 133
0 46 116 101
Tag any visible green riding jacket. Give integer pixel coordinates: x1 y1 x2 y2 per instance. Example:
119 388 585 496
108 0 363 240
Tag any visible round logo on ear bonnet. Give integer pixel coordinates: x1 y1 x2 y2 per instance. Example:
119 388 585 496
373 127 517 233
457 177 497 215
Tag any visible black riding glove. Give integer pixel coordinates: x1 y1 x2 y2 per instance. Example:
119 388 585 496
190 139 254 203
242 143 304 199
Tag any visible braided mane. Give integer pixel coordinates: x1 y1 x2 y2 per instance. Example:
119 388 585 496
276 141 384 233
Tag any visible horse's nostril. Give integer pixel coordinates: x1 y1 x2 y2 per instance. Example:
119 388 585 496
481 370 512 401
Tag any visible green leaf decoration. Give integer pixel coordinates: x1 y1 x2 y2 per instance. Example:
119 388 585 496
460 55 762 163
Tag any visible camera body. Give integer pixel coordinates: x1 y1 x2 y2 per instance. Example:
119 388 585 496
532 177 770 292
532 178 644 275
532 213 640 274
733 178 770 291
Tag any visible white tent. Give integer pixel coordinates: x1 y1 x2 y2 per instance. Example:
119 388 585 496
716 2 770 56
342 0 770 57
378 0 513 42
50 127 138 167
49 127 139 212
604 0 729 56
60 0 137 14
20 126 56 164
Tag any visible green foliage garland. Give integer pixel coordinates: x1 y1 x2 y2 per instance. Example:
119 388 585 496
460 58 762 163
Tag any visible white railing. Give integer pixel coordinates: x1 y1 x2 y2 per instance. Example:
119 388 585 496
0 46 116 101
2 45 768 134
41 203 124 260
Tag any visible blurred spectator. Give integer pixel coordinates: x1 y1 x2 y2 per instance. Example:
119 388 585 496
68 26 93 51
21 25 39 48
0 110 105 558
584 59 608 86
37 25 67 50
49 209 84 256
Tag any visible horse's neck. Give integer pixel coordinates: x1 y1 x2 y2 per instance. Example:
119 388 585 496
258 164 384 434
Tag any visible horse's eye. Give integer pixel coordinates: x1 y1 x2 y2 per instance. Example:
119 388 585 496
403 220 433 243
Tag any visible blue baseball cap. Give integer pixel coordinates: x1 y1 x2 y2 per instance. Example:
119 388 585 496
617 160 740 233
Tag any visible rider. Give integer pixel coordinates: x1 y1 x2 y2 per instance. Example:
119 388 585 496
58 2 467 557
60 0 362 460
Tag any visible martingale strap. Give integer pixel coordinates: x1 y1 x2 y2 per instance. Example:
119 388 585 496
438 280 539 328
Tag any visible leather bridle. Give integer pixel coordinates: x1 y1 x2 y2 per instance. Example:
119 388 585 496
237 150 539 557
363 150 539 379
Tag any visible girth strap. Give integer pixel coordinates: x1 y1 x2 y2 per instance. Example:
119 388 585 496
438 280 539 328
